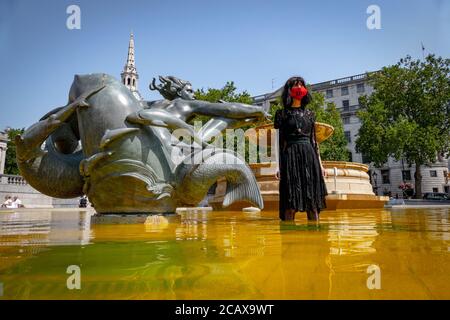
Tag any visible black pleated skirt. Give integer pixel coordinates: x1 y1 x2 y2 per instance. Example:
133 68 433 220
279 141 328 218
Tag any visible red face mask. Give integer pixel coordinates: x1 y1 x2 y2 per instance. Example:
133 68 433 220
290 86 308 100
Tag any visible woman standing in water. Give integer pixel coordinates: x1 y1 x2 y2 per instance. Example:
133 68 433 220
274 76 328 221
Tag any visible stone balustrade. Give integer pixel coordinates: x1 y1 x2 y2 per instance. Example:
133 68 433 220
0 174 28 185
0 174 78 208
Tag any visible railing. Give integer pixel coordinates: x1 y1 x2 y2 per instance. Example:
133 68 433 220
0 174 28 185
252 72 377 105
312 73 369 90
340 105 361 114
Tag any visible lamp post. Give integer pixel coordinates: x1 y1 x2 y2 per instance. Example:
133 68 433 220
372 171 378 195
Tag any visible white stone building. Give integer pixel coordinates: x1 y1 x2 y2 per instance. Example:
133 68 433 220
253 73 450 197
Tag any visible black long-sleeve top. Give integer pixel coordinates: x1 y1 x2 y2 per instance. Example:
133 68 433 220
274 107 319 155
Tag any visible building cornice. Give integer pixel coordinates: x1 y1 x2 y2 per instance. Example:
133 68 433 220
252 71 379 104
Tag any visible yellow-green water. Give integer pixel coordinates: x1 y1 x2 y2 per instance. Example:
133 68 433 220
0 208 449 299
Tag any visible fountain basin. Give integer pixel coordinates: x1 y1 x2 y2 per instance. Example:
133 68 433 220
209 122 388 211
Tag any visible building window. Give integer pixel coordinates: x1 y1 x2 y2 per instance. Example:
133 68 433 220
326 89 333 98
402 170 411 181
430 170 437 177
347 150 353 162
433 187 438 193
381 169 390 184
127 78 131 85
342 116 350 124
133 79 136 86
341 86 349 96
361 153 371 164
357 83 365 93
342 100 350 112
344 131 351 143
444 186 449 194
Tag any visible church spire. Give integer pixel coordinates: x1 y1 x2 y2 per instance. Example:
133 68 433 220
121 32 141 100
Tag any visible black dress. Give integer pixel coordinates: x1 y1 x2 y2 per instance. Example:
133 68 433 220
274 106 328 219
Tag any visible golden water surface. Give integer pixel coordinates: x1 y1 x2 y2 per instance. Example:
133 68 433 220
0 208 449 299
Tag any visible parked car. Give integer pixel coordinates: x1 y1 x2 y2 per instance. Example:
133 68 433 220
423 192 450 201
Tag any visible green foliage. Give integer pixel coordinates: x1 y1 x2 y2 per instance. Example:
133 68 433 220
191 81 257 162
191 81 253 126
356 54 450 197
307 92 350 161
4 128 24 175
269 90 350 161
194 81 253 104
268 97 283 120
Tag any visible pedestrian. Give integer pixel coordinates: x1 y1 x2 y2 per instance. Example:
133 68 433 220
12 196 23 208
1 195 13 208
79 195 88 208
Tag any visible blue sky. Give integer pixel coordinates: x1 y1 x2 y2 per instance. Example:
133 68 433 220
0 0 449 129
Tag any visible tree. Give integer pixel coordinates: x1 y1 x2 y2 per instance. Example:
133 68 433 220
194 81 253 105
191 81 253 127
4 128 25 175
356 54 450 198
192 81 258 162
269 90 350 161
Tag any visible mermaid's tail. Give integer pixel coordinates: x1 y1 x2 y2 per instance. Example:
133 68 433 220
174 148 263 209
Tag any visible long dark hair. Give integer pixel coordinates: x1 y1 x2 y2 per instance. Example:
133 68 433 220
281 76 312 108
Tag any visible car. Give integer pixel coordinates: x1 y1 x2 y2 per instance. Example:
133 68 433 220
423 192 450 201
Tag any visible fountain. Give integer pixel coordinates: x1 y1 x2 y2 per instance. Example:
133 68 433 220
15 72 388 214
15 74 269 214
209 121 389 211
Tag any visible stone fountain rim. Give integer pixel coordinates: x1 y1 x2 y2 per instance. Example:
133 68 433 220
249 161 369 172
322 161 369 172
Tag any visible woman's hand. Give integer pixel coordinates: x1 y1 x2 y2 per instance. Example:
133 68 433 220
256 110 271 122
275 170 280 180
321 166 327 177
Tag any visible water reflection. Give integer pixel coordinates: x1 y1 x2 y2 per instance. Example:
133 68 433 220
0 210 92 246
144 215 169 233
390 208 450 252
326 210 392 256
0 208 449 299
176 211 209 242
